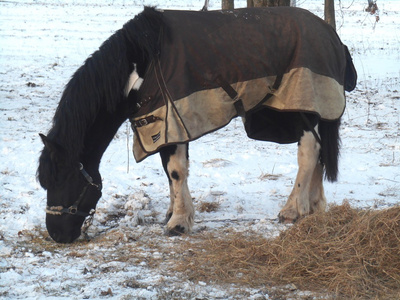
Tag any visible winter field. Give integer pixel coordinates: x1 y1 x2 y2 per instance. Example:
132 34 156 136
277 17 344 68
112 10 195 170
0 0 399 298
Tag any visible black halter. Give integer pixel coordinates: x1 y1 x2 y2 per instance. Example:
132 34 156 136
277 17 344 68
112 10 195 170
45 163 102 218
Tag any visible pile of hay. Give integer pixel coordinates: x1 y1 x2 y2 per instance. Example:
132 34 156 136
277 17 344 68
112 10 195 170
176 203 400 298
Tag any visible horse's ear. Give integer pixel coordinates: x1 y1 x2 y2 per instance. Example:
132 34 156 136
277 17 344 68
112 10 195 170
39 134 65 158
38 134 68 189
40 133 54 151
39 133 48 144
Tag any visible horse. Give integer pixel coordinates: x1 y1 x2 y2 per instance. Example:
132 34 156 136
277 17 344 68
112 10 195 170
37 6 356 243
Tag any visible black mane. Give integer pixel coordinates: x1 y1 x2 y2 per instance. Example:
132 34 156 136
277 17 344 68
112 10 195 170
38 7 164 188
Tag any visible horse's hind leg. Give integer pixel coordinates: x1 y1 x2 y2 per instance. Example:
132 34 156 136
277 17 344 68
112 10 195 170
159 143 194 235
278 127 321 223
309 162 327 214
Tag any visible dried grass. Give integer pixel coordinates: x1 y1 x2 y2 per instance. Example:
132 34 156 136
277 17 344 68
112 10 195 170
175 203 400 299
198 201 221 213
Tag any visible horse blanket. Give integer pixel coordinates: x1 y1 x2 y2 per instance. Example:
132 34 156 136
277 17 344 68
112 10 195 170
130 7 356 162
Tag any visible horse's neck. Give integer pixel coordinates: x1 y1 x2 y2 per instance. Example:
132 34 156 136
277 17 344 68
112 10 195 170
80 61 143 168
81 105 129 167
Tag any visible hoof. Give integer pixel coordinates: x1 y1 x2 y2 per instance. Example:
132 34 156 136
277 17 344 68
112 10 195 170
278 208 299 224
278 214 298 224
165 225 186 236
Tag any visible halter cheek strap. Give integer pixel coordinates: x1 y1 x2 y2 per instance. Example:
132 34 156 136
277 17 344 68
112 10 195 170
79 163 102 190
45 163 101 218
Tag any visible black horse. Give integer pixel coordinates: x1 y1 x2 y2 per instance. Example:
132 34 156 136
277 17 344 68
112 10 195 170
38 7 356 243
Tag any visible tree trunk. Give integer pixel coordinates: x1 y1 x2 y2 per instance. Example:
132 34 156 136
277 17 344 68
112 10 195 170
222 0 234 10
248 0 290 7
324 0 336 30
266 0 290 6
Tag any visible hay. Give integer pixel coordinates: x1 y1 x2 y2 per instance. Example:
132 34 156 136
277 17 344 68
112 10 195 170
198 201 221 213
175 203 400 299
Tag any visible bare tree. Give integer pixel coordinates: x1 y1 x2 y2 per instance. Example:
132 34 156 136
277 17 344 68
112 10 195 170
247 0 290 7
366 0 378 13
366 0 380 23
266 0 290 6
244 0 337 32
201 0 209 11
324 0 336 30
222 0 234 10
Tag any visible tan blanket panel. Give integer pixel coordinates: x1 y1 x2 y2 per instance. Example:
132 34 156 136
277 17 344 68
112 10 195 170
265 68 345 120
132 68 345 162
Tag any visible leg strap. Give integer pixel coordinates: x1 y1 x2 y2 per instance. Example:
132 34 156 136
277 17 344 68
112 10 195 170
299 112 322 146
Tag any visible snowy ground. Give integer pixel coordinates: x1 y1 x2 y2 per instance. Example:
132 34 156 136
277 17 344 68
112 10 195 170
0 0 399 299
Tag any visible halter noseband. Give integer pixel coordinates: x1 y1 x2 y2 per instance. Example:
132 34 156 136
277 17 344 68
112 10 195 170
45 163 102 218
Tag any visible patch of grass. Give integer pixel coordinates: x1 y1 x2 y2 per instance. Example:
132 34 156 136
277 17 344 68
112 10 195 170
202 158 233 168
1 168 13 175
258 172 282 181
197 201 220 213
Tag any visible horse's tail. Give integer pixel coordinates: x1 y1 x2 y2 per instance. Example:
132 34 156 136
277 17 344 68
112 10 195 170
319 118 341 182
317 46 354 182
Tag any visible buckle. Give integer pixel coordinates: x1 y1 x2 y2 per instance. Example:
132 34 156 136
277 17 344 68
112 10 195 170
132 116 161 128
138 118 148 127
68 206 78 215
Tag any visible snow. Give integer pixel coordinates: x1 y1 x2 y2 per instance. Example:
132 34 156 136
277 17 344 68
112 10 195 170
0 0 399 298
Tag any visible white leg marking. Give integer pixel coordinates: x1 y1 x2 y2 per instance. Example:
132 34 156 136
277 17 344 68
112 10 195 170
166 181 175 221
309 163 327 214
166 144 194 234
279 126 321 222
124 64 144 97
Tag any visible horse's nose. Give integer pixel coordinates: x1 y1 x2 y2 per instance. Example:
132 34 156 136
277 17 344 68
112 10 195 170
47 226 81 243
46 214 82 243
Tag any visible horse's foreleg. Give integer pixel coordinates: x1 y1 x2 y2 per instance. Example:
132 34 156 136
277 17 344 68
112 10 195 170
278 128 321 223
159 143 194 235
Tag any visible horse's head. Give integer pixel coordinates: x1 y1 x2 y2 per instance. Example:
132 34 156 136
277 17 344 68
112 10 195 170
38 134 102 243
35 7 165 243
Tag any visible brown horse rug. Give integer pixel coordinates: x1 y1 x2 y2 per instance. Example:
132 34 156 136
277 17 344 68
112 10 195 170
129 7 357 162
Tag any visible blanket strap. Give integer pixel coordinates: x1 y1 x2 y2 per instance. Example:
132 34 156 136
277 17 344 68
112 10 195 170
132 115 162 128
299 112 322 145
215 75 245 117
